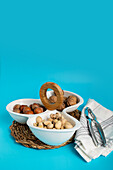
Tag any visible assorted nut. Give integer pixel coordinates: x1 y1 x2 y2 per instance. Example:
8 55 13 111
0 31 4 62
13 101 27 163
33 112 74 129
68 109 81 121
13 103 46 114
49 92 78 111
67 96 77 106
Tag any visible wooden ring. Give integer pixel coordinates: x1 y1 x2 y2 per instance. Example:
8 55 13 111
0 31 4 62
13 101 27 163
39 82 64 110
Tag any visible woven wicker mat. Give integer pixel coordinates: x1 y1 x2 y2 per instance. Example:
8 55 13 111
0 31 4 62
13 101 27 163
10 121 74 150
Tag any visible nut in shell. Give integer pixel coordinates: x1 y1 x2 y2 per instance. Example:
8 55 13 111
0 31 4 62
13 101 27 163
43 121 51 126
32 103 40 110
23 107 31 113
57 103 66 111
13 104 20 111
56 112 61 119
38 122 43 128
49 95 57 103
47 123 54 129
61 119 67 125
50 114 56 119
64 122 73 129
34 107 43 114
67 96 77 106
36 116 42 123
13 108 21 113
55 121 62 129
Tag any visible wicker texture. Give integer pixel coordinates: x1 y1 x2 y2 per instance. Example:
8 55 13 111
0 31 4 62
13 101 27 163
9 110 81 149
10 121 74 149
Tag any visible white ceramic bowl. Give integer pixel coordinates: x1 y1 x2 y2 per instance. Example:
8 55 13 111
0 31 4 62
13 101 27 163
6 90 84 124
6 99 47 124
27 110 81 146
47 90 84 112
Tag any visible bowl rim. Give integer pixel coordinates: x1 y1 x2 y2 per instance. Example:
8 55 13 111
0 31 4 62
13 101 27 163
27 111 81 133
6 90 84 118
6 98 47 117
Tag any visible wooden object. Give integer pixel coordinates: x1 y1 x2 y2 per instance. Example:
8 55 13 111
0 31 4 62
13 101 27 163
10 121 74 149
39 82 64 110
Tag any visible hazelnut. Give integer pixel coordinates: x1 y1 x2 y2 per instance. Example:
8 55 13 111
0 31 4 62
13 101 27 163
29 104 33 109
20 105 27 112
34 107 43 114
13 108 21 113
32 103 40 110
13 104 20 111
36 116 42 123
67 96 77 106
55 121 62 129
41 106 46 112
47 123 54 129
64 122 73 129
49 96 57 103
23 107 31 113
25 110 34 114
57 103 66 111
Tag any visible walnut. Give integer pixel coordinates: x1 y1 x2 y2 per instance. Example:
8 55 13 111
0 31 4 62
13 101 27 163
75 112 80 120
67 96 77 106
49 95 57 103
57 103 66 111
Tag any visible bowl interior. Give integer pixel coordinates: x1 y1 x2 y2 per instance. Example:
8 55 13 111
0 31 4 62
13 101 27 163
47 90 80 102
6 99 45 114
27 110 77 131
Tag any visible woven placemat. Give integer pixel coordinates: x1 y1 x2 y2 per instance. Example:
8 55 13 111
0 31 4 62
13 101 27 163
9 110 81 149
10 121 74 149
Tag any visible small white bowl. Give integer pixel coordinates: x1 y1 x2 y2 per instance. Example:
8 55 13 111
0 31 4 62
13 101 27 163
27 110 81 146
6 99 47 124
47 90 84 112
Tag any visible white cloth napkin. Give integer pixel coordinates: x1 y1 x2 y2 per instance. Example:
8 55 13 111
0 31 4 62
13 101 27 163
74 99 113 162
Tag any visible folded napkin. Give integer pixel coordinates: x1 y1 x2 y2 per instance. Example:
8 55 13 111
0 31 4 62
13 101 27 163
74 99 113 162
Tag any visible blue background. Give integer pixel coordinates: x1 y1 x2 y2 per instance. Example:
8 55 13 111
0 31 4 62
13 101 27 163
0 0 113 169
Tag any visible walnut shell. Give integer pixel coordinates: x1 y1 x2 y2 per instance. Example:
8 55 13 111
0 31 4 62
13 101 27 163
49 96 57 103
57 103 66 111
67 96 77 106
